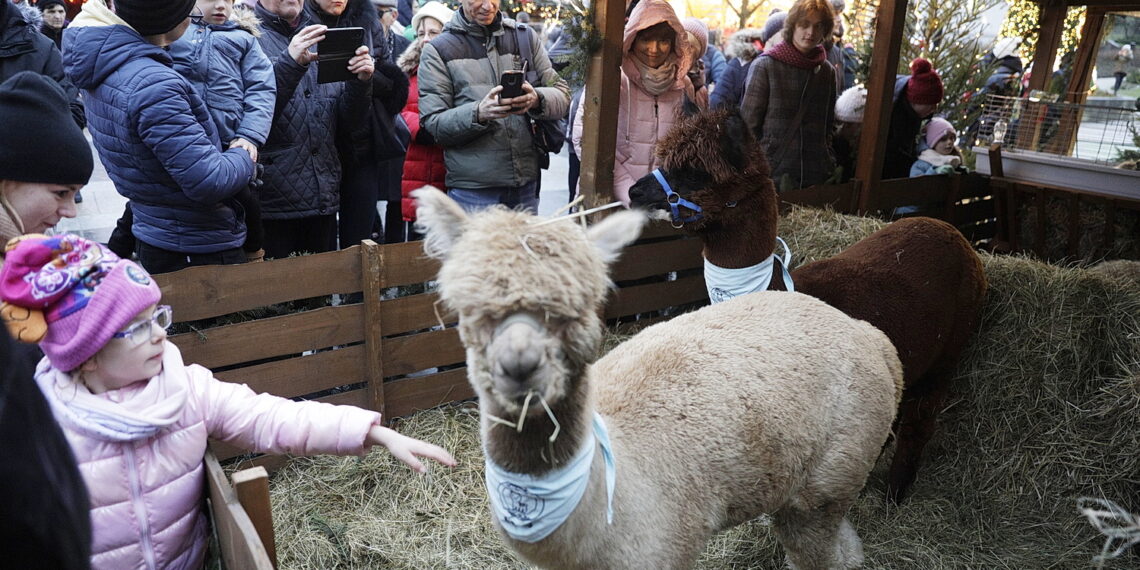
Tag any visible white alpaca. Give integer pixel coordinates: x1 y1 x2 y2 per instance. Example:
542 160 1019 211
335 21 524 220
414 188 904 570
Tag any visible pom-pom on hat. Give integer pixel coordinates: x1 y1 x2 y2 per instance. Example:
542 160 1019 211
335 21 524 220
835 85 867 123
412 1 454 33
906 58 944 106
113 0 197 36
0 234 162 372
0 72 93 185
925 117 957 148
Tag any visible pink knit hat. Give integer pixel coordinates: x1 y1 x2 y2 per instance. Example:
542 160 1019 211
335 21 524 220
682 17 709 59
0 234 161 372
925 117 956 148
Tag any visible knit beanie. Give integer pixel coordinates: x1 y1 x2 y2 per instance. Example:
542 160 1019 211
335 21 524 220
411 0 453 33
682 18 708 58
906 58 944 106
925 117 956 148
113 0 196 35
759 12 786 45
835 85 867 123
0 234 162 372
37 0 67 12
0 72 92 185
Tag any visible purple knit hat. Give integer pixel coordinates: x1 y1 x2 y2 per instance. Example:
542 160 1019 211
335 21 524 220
0 234 161 372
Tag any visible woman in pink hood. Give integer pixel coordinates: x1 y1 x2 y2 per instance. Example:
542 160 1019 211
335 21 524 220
572 0 698 206
0 234 456 570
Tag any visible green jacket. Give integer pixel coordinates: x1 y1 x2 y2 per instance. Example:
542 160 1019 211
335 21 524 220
418 11 569 189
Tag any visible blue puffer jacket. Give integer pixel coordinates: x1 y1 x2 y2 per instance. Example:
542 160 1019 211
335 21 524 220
169 13 275 147
62 6 255 254
253 3 372 219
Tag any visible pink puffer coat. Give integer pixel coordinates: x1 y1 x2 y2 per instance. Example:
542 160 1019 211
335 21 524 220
35 342 381 570
572 0 694 205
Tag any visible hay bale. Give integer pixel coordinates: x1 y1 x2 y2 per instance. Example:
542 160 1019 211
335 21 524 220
267 207 1140 569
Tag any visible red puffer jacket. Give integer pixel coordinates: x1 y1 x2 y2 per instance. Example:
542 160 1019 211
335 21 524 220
400 71 447 221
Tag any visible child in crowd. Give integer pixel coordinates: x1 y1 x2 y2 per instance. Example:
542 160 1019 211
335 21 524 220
108 0 275 263
910 116 966 177
0 234 456 569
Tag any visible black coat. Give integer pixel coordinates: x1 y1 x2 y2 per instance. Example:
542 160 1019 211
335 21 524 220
0 1 83 127
0 331 91 570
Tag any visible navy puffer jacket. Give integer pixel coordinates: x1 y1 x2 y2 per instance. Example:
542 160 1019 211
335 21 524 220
253 3 372 219
63 20 255 253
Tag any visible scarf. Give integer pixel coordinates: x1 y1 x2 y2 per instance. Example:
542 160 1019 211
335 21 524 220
704 237 795 303
632 54 679 96
0 195 25 249
485 412 616 543
34 341 188 442
917 148 962 168
765 41 827 70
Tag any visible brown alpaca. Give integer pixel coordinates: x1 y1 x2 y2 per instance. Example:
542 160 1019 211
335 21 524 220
629 108 989 504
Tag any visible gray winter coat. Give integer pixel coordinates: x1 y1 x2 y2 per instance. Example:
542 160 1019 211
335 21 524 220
740 54 836 190
417 11 569 190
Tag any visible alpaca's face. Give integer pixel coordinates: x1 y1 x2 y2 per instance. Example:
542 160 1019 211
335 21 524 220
628 167 748 232
412 187 648 417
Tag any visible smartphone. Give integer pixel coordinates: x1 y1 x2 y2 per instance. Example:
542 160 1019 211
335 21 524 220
499 70 525 100
317 27 365 84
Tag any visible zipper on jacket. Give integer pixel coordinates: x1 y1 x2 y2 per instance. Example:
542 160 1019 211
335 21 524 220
124 444 159 570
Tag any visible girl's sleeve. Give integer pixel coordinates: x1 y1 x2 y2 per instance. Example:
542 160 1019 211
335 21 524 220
236 39 277 147
191 365 381 456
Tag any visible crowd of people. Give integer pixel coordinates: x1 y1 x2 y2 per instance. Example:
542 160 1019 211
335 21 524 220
0 0 1028 565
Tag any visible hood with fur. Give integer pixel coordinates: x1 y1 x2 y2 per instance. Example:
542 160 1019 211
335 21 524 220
725 28 764 62
397 35 424 75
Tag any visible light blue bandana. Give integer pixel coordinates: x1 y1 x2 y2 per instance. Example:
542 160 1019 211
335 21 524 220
485 412 616 543
705 236 795 303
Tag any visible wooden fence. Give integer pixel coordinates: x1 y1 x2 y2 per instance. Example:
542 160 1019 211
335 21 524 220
154 222 705 471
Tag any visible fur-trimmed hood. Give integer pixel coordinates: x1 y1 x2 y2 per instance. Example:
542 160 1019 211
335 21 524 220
231 4 263 37
725 28 764 62
16 2 43 29
397 36 424 75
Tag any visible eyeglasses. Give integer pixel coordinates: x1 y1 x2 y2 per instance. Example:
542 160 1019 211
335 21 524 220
112 305 173 346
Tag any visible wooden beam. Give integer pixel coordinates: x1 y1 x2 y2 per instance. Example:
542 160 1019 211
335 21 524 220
577 0 625 211
1064 7 1105 104
1027 0 1067 92
362 239 387 419
854 0 908 211
1066 0 1140 8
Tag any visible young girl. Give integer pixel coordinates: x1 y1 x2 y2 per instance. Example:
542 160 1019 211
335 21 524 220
0 234 456 570
910 116 965 177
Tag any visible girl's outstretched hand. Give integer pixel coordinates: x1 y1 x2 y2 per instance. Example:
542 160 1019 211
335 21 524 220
367 424 457 473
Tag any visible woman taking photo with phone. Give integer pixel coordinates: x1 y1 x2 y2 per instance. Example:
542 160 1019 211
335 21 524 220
571 0 696 206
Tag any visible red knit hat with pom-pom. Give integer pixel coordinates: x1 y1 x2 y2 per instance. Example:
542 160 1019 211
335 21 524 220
905 58 944 105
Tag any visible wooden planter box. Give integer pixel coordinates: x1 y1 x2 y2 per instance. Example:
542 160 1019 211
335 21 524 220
974 145 1140 201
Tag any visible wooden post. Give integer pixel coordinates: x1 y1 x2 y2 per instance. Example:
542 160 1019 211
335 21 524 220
361 240 386 419
1026 0 1067 93
853 0 908 212
577 0 625 211
1064 7 1105 105
233 467 277 569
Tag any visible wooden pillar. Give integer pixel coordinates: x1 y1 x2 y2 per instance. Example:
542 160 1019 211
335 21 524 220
1064 7 1105 104
1026 0 1067 92
578 0 626 211
854 0 908 212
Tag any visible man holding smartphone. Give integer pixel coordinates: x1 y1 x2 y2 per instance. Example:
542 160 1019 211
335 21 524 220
417 0 569 213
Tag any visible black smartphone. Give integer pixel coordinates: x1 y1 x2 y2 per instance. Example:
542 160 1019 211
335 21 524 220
499 70 524 100
317 27 365 84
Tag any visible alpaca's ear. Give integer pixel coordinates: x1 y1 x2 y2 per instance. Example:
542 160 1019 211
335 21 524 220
412 186 467 258
721 113 750 170
587 210 647 263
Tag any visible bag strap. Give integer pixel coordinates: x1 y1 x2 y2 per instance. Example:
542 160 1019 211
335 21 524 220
513 25 539 85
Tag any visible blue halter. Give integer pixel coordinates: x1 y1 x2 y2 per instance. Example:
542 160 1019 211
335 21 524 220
653 168 703 228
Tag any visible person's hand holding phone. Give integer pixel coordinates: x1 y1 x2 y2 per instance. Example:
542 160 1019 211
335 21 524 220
288 24 327 66
476 85 513 124
347 45 374 81
501 80 538 115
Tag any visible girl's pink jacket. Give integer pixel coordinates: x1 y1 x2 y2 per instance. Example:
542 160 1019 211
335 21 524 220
35 342 381 570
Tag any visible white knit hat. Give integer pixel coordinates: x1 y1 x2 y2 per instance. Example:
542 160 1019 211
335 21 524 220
412 1 454 34
835 85 867 123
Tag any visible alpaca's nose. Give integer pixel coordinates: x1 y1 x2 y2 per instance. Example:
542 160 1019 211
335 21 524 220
490 314 546 386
